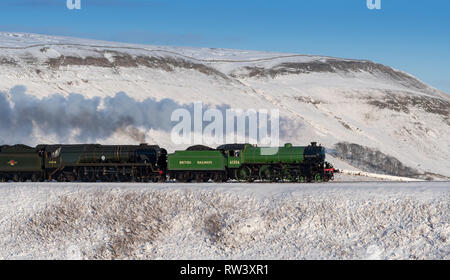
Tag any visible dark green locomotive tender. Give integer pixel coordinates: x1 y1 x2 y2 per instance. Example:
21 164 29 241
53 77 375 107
0 145 43 182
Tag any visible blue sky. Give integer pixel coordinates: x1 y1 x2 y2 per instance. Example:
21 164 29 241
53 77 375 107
0 0 449 93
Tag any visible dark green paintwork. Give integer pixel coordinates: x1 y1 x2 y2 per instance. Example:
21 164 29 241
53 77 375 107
168 150 226 171
167 143 309 172
0 145 42 172
239 143 305 166
40 144 160 168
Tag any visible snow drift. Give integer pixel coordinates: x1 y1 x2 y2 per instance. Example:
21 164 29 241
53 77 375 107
0 182 448 260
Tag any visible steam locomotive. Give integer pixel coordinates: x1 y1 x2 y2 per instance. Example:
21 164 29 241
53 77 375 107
0 142 334 183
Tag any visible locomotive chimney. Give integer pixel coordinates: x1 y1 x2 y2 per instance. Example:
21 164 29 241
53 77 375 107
311 142 317 147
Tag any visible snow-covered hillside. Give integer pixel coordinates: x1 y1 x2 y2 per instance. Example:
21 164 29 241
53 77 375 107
0 182 448 260
0 32 449 179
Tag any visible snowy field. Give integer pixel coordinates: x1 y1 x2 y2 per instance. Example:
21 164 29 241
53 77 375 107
0 181 448 260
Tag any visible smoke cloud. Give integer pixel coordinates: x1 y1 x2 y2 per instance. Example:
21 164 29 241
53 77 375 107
0 86 194 145
0 86 299 146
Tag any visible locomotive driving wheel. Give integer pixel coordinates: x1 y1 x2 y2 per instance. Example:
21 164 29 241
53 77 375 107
79 167 96 182
258 165 272 182
314 173 322 183
236 166 251 181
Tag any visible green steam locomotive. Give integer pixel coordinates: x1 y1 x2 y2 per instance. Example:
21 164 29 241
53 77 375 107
0 142 334 183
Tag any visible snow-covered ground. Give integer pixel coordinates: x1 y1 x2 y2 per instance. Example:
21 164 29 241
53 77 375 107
0 181 448 260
